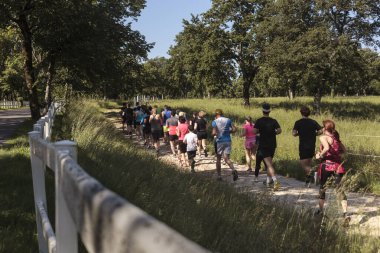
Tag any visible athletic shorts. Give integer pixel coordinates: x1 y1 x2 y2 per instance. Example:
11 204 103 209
245 137 256 149
299 148 315 160
163 125 169 133
126 119 133 126
179 140 187 153
187 150 196 160
143 127 151 134
216 142 231 156
169 134 178 142
197 131 207 140
152 131 160 142
257 147 275 159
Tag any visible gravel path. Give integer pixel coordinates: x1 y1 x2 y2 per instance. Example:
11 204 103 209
0 108 30 147
108 114 379 237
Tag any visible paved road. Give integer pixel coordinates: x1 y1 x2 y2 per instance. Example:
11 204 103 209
0 108 31 147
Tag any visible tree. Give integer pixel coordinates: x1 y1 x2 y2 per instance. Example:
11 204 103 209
205 0 269 105
0 0 150 119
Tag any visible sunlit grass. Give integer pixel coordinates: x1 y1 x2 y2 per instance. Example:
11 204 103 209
55 98 380 252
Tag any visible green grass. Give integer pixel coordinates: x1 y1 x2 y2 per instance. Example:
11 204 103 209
0 120 56 253
143 97 380 193
54 99 379 253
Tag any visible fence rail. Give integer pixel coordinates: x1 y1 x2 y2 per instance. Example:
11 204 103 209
29 102 209 253
0 100 23 109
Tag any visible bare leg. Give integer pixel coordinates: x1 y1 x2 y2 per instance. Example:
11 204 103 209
263 157 276 178
216 154 222 177
245 148 252 170
170 140 176 155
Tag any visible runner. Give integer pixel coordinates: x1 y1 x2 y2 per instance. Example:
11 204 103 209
176 116 189 167
315 119 348 219
135 106 144 140
253 134 266 182
189 111 198 126
162 106 171 143
166 110 179 156
120 102 127 132
253 103 281 190
292 106 323 187
149 108 162 157
212 109 238 181
184 125 198 172
123 103 134 138
142 107 152 148
241 116 257 173
194 111 208 157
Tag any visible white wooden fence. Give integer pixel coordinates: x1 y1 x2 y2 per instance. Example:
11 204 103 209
0 100 23 109
29 102 209 253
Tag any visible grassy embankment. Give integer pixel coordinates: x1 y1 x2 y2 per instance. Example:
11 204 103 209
53 99 378 252
147 97 380 194
1 99 378 252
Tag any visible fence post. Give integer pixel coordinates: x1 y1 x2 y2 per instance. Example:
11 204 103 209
54 140 78 253
28 131 49 253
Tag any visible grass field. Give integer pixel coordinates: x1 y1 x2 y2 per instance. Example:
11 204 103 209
140 97 380 194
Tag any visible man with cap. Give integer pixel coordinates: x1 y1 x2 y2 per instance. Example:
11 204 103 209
212 109 239 181
253 103 282 190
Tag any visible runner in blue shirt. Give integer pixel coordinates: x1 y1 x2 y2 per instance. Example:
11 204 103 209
212 109 238 181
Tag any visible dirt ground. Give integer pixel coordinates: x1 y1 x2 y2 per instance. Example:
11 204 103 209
108 114 379 237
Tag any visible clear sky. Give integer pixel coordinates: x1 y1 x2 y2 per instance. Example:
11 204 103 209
132 0 212 59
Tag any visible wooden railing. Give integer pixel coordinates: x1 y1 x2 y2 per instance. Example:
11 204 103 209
29 102 208 253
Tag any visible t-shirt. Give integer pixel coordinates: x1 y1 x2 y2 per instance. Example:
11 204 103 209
293 118 322 150
195 118 207 131
123 107 133 119
254 117 280 149
243 123 256 139
177 123 189 141
166 117 178 135
212 117 233 143
184 132 198 151
135 109 144 123
163 110 171 124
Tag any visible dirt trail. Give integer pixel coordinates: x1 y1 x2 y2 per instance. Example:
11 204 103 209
0 108 30 147
108 114 379 237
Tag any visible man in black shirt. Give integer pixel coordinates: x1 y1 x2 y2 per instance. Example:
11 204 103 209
253 103 282 190
292 106 323 187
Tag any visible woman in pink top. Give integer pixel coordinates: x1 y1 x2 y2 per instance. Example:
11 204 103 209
176 116 189 167
241 116 257 172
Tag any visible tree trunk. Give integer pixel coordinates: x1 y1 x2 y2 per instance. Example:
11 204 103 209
242 77 250 106
17 13 40 120
313 89 322 115
43 55 56 114
288 87 294 100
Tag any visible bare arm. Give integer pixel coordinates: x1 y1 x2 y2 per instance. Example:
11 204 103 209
292 129 298 137
253 128 259 134
230 124 237 133
316 136 330 159
275 128 282 135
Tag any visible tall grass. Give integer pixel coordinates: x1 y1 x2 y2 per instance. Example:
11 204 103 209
55 99 379 253
146 97 380 193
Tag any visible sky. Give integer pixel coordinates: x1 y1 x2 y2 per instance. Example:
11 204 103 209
132 0 212 59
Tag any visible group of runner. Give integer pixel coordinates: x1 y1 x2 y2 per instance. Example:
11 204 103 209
120 102 348 217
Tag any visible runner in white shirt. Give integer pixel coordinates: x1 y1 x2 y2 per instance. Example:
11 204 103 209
183 125 198 173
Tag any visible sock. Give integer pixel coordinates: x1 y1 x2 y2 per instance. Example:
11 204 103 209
266 177 271 184
272 176 277 182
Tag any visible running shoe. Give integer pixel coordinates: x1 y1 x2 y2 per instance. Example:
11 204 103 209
246 168 253 172
273 181 280 191
263 179 274 185
253 176 259 183
204 150 208 157
191 160 196 172
232 170 238 181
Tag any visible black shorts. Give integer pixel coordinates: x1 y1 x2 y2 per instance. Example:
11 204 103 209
187 150 196 160
257 147 275 159
169 134 178 142
152 131 160 142
197 131 207 140
178 140 187 153
299 148 315 160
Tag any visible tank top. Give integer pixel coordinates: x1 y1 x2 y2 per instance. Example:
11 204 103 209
178 123 189 141
150 117 161 132
320 134 345 173
243 123 256 139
